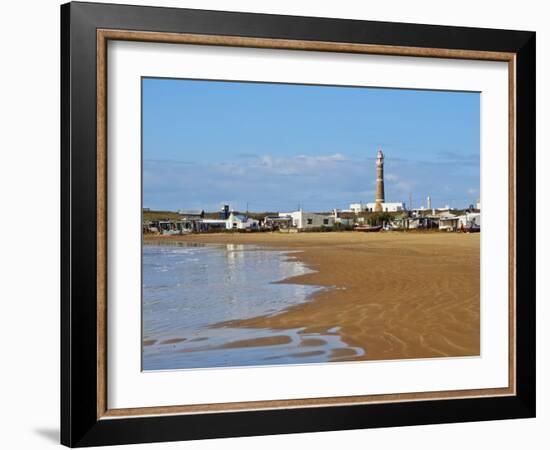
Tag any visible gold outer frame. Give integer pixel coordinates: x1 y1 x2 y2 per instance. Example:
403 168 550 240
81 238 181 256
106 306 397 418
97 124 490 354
96 29 516 420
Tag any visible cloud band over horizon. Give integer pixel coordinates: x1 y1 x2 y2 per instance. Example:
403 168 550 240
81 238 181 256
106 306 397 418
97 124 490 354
143 78 480 212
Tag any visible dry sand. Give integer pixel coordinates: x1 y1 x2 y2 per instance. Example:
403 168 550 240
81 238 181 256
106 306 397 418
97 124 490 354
144 231 480 361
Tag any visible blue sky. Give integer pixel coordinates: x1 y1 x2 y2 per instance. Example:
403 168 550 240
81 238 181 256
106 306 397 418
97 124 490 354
143 78 480 212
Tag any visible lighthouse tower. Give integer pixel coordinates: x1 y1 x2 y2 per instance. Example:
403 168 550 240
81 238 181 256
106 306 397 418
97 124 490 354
374 148 385 212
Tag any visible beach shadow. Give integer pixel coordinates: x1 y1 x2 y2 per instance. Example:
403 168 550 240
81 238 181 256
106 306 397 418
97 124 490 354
34 428 59 443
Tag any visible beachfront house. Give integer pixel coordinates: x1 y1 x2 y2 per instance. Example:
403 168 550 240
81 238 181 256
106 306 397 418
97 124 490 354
225 212 259 230
278 209 335 230
177 210 205 232
264 215 293 230
200 218 228 231
439 215 459 231
457 212 481 231
392 216 439 230
333 209 355 227
149 220 188 235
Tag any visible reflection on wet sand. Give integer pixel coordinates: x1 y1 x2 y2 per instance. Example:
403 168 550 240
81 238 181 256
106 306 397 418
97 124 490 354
143 326 364 371
142 243 361 370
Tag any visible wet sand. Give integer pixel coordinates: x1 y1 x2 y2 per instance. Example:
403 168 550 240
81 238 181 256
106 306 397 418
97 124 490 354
144 232 480 361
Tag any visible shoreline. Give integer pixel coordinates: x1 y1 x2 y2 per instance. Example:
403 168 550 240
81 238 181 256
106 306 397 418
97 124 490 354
144 231 480 361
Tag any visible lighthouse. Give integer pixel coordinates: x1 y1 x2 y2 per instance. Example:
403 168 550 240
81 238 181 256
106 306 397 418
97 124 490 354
374 148 385 212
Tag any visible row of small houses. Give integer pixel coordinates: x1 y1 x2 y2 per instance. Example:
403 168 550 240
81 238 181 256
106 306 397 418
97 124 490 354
144 210 313 234
144 208 480 235
390 214 480 231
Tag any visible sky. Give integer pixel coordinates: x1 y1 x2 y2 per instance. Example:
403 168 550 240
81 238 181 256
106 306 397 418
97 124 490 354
143 77 480 212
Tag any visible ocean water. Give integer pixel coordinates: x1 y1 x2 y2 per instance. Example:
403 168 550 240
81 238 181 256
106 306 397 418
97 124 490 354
142 243 364 370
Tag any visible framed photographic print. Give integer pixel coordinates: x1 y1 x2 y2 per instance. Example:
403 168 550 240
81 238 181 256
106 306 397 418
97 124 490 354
61 1 536 447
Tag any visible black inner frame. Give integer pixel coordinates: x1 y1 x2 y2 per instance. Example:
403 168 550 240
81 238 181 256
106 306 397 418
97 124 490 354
61 2 536 447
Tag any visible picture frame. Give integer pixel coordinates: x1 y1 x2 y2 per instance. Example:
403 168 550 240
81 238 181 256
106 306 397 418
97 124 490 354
61 1 535 447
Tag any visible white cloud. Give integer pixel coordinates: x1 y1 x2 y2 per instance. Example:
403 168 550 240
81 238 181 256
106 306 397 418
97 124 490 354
295 153 346 162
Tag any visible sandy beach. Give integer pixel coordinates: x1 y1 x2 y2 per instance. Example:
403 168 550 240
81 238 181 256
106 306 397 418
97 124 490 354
144 231 480 362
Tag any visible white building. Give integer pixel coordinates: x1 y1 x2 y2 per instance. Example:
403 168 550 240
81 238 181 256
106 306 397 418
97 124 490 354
278 210 335 230
439 212 481 232
225 212 259 230
199 213 259 231
458 212 481 229
349 202 405 213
